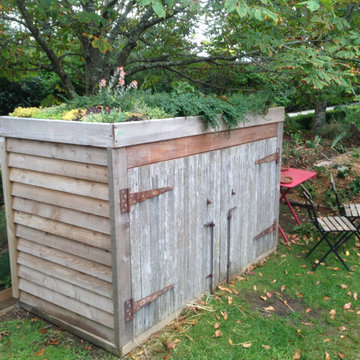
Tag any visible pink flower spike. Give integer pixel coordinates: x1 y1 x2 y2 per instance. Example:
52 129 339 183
100 79 106 86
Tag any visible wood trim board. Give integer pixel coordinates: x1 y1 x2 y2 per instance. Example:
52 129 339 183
126 122 278 169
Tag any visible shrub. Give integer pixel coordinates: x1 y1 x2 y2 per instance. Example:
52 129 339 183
61 109 85 121
9 107 39 118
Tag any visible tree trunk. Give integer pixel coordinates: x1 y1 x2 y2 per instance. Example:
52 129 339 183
314 100 327 134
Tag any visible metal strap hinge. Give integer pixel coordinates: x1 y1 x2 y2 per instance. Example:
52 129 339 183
124 284 175 322
120 186 173 213
253 220 277 241
255 148 280 164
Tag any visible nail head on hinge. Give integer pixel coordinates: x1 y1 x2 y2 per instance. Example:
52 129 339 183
204 221 215 228
207 199 212 205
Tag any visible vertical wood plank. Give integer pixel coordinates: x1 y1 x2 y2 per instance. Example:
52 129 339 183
274 122 284 241
0 137 18 298
107 148 132 350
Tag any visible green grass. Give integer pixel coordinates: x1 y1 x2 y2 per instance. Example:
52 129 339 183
128 236 360 360
1 235 360 359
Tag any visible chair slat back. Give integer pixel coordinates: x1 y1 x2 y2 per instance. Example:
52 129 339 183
330 173 344 215
301 184 319 225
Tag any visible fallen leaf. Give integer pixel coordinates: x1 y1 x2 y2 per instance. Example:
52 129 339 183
218 286 232 294
345 250 350 256
324 339 332 342
264 306 275 312
338 353 345 359
214 330 222 338
266 292 272 298
347 291 352 296
285 270 288 274
39 328 48 334
36 349 46 356
340 335 345 339
237 276 245 281
253 285 257 291
185 334 193 342
325 352 330 360
354 292 358 300
227 296 233 305
30 317 39 322
262 344 271 350
297 292 304 297
324 296 330 301
258 272 263 277
340 284 348 289
260 296 267 301
357 310 360 315
316 280 320 285
338 326 346 331
236 320 242 324
242 342 252 348
343 303 352 310
300 264 307 268
229 339 233 346
167 339 181 350
330 309 336 319
305 308 312 313
214 323 220 329
232 289 239 295
45 338 60 346
221 311 228 320
281 285 286 292
271 279 277 283
293 349 301 359
164 356 170 360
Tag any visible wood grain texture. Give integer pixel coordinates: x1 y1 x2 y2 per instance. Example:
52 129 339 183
7 138 108 165
20 293 115 342
114 107 284 147
12 183 110 218
17 252 113 298
18 265 113 313
16 225 111 266
17 238 112 282
8 153 108 183
126 123 278 169
0 137 19 298
12 197 111 235
0 117 114 147
14 211 111 250
10 168 109 201
107 148 132 348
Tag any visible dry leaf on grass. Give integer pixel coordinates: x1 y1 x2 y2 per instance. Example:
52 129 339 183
167 339 181 350
354 292 358 300
221 311 228 320
343 303 352 310
214 323 220 329
229 339 233 346
281 285 286 292
218 286 232 294
325 352 330 360
264 306 275 312
305 308 312 313
260 296 267 301
293 349 301 359
330 309 336 319
340 284 348 289
262 344 271 350
214 330 222 338
241 342 252 348
228 296 233 305
253 285 257 291
338 326 346 331
36 349 46 357
338 353 345 359
324 296 330 301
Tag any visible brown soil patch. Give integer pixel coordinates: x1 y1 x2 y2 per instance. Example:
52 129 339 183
245 290 320 319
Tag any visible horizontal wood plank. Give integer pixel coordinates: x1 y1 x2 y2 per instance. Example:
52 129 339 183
13 197 110 235
7 138 108 165
114 107 284 147
14 212 111 251
17 252 113 298
10 168 109 201
12 183 110 218
16 225 111 266
20 293 115 345
127 123 278 168
17 238 112 282
18 265 113 313
8 153 108 183
0 117 114 147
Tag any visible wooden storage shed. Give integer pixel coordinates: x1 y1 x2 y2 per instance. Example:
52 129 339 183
0 107 284 355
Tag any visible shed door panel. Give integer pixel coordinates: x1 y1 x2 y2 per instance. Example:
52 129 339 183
219 137 279 279
128 151 221 337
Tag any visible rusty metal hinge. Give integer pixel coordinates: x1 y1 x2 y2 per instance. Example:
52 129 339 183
124 284 175 322
253 220 277 241
120 186 173 213
255 148 280 165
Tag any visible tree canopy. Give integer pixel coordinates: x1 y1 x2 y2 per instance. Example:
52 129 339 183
0 0 359 105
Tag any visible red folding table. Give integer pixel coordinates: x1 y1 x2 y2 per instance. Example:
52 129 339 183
279 167 317 243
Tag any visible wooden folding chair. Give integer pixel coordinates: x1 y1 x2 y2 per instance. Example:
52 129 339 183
301 185 357 271
330 173 360 239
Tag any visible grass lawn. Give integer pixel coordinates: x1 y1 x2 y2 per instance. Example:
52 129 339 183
1 224 360 359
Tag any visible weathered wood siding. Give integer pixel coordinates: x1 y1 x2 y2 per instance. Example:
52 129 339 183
127 135 279 337
5 139 115 344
